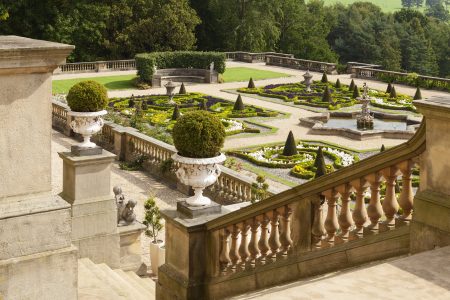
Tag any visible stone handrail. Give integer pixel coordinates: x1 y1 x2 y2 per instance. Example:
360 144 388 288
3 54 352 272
266 55 338 74
204 121 425 281
351 66 450 91
51 100 278 204
346 61 381 74
225 51 294 63
54 59 136 74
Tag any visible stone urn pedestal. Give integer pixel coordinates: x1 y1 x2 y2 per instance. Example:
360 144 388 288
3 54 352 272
172 153 226 206
68 110 107 148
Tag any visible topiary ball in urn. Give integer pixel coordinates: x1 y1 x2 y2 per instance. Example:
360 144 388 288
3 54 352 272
66 81 108 148
171 111 226 206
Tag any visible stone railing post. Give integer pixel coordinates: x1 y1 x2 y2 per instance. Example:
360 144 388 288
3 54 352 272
411 98 450 253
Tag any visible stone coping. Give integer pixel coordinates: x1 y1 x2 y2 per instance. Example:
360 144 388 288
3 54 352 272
0 193 70 219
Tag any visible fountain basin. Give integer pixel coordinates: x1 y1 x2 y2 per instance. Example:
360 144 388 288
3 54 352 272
300 112 421 141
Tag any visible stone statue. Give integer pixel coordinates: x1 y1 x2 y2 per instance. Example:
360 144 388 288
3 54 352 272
209 61 214 72
362 82 369 99
113 186 137 226
153 64 157 74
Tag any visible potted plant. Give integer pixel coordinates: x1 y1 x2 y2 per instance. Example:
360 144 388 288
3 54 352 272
66 80 109 148
172 111 226 206
143 196 164 275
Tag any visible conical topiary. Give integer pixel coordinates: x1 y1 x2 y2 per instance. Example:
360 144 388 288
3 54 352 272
349 79 355 91
314 147 327 178
335 79 341 89
129 94 135 108
179 82 187 94
199 99 208 110
282 131 298 156
390 86 397 98
321 72 328 83
248 77 255 88
414 87 422 100
233 94 245 111
171 104 180 120
386 83 392 94
380 144 385 152
322 86 333 103
352 85 360 99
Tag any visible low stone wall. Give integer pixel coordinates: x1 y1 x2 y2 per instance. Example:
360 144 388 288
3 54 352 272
151 68 218 87
55 59 136 74
225 51 294 63
266 55 337 74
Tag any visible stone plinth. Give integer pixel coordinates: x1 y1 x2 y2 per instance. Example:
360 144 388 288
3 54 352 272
118 222 147 274
0 36 77 300
59 150 120 268
177 201 221 219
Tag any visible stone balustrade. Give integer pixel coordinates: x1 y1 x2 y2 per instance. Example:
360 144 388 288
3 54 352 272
225 52 294 63
55 59 136 74
51 101 276 204
266 55 338 74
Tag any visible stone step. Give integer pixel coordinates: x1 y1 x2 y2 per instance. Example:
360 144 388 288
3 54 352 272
78 258 155 300
125 271 156 294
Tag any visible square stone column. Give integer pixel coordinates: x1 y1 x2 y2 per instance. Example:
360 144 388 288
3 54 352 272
0 36 77 300
59 150 121 268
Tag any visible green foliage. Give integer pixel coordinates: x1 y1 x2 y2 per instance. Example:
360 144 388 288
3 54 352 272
135 51 226 82
233 94 245 111
282 131 298 156
223 157 243 172
248 77 256 88
66 80 108 112
335 79 341 89
314 147 327 178
179 83 187 95
414 87 422 100
143 196 163 243
352 85 360 99
251 175 269 203
321 72 328 83
322 86 333 103
199 99 208 111
349 79 355 91
172 111 226 158
171 105 180 120
129 95 135 108
119 154 148 171
386 83 393 93
381 144 386 152
160 158 174 174
390 86 398 98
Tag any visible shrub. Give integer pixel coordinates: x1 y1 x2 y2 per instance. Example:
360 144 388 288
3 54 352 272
199 99 208 110
172 111 226 158
386 83 392 94
179 82 187 95
390 86 397 98
171 104 180 120
143 196 163 243
322 86 332 103
233 94 245 111
414 87 422 100
142 102 148 110
251 175 269 203
380 144 386 152
66 80 108 112
282 131 298 156
349 79 355 91
352 85 360 99
248 77 256 88
335 79 341 89
314 147 327 178
128 95 135 108
135 51 226 82
321 72 328 83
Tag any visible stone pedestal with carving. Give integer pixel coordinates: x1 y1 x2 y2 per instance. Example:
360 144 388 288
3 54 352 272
59 150 121 268
0 36 77 300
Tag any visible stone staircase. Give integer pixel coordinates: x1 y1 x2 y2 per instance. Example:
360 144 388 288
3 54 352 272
78 258 155 300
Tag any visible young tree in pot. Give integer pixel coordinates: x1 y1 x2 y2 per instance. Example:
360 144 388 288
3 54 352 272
143 196 164 275
172 111 226 206
66 80 108 148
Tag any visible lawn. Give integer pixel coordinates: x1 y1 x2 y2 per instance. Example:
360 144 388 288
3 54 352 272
222 67 290 83
52 74 137 94
316 0 423 13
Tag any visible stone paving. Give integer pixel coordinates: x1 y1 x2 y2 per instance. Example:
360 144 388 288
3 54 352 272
231 246 450 300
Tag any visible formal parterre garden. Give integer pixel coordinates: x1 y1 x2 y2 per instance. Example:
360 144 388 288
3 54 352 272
106 92 281 143
229 140 359 180
237 77 417 112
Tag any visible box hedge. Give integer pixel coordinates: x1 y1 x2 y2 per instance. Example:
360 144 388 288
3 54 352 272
135 51 226 83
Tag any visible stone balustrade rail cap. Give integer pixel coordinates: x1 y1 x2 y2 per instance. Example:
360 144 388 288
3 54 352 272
0 35 74 51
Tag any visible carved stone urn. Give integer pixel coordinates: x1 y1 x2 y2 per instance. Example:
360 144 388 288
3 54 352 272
172 153 226 206
68 110 107 148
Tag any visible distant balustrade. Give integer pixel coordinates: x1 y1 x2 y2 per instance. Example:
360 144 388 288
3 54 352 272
55 59 136 74
266 55 338 74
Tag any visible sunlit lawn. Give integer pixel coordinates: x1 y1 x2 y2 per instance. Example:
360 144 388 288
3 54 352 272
52 74 137 94
223 67 290 82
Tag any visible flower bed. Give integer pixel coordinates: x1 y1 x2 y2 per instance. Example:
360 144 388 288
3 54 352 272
229 142 359 179
238 81 415 111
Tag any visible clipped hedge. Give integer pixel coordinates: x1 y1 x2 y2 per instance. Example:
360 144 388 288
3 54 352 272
67 80 108 112
135 51 226 82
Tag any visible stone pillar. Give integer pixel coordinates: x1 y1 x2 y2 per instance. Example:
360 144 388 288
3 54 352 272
411 97 450 253
59 150 121 268
0 36 77 300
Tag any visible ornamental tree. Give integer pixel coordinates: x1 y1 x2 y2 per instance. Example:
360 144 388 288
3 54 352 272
171 104 180 120
414 87 422 100
352 85 360 98
390 86 397 98
335 78 341 89
322 86 333 103
314 146 327 178
282 131 298 156
248 77 256 88
233 94 245 110
321 72 328 83
179 82 187 94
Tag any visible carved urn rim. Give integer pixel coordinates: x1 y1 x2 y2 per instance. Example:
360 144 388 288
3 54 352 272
171 153 226 165
67 110 107 117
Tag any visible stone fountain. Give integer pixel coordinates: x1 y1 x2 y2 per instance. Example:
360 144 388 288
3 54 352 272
165 80 177 105
356 83 374 130
303 70 313 93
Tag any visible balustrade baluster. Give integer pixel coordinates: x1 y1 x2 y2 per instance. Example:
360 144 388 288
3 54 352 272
268 210 281 259
248 218 260 267
311 197 326 249
351 179 368 236
258 215 270 264
229 225 241 270
336 184 354 241
381 167 400 227
279 205 293 256
238 222 250 269
398 160 415 221
323 190 340 245
219 229 231 274
366 173 383 231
